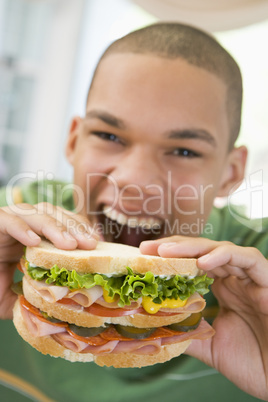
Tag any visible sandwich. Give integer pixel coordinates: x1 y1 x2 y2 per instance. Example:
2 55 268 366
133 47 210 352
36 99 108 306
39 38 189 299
13 239 214 368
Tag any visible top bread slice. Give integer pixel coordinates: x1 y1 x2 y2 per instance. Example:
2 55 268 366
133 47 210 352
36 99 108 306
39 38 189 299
25 239 200 276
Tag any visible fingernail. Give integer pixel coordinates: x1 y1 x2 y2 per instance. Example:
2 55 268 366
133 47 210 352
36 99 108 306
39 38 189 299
27 230 40 241
86 238 98 248
159 242 178 248
84 225 100 240
76 233 98 245
77 236 97 248
62 231 76 241
140 240 154 245
84 231 99 240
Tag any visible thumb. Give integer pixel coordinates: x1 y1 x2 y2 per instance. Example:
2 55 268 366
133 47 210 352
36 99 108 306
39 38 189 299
185 338 213 368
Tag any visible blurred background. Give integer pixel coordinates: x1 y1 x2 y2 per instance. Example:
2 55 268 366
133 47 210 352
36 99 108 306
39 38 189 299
0 0 268 217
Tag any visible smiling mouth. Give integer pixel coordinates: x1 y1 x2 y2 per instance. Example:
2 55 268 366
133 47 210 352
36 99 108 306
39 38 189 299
97 205 164 247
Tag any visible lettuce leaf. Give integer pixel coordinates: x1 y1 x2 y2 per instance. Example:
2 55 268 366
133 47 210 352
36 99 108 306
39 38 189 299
27 263 213 308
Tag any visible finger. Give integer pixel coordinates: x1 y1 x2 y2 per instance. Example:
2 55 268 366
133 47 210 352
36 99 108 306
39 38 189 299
34 204 99 248
0 209 41 247
5 203 97 250
197 245 268 286
157 237 219 258
139 240 161 255
41 205 100 240
184 338 213 368
28 214 97 251
66 219 99 243
140 236 184 255
8 204 79 249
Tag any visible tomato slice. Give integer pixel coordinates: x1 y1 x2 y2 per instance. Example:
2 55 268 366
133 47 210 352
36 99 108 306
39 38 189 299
17 262 24 273
58 298 80 306
20 295 42 316
85 303 145 317
84 303 182 317
57 299 184 317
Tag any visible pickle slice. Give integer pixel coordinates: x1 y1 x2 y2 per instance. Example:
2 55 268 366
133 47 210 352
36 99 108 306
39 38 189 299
68 324 108 337
40 311 63 324
167 312 202 332
11 281 23 295
115 325 156 339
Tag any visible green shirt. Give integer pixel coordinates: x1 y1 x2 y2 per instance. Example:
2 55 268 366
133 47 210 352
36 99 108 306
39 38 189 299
0 180 267 402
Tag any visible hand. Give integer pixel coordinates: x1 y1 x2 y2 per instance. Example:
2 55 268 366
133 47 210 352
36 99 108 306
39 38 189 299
0 202 98 320
140 236 268 401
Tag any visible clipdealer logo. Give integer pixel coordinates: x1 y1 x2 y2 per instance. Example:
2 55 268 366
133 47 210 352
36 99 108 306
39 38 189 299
84 171 213 217
4 170 216 237
9 169 267 237
6 170 215 217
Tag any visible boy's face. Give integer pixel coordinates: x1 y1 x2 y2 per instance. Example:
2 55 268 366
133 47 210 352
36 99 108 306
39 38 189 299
66 53 246 246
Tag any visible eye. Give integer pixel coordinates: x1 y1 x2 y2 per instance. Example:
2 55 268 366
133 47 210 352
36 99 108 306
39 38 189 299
91 131 122 144
172 148 201 158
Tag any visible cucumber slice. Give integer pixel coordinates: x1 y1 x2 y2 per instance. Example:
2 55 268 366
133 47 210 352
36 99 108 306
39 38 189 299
68 324 108 337
115 325 156 339
40 311 63 324
11 281 23 295
167 312 202 332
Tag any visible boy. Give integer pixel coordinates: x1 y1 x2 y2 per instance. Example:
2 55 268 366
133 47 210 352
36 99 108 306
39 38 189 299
0 23 267 401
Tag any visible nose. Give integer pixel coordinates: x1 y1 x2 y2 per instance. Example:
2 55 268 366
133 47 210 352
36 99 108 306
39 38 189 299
108 146 163 195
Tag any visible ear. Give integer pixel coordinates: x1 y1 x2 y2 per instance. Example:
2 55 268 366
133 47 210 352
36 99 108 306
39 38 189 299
65 116 82 165
217 145 248 197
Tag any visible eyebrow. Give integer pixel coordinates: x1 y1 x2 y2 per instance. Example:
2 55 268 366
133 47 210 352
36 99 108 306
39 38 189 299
85 110 126 129
85 109 216 147
168 129 217 146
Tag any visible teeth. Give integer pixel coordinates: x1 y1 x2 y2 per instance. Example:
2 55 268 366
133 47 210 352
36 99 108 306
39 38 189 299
128 218 139 228
102 205 162 229
117 213 127 225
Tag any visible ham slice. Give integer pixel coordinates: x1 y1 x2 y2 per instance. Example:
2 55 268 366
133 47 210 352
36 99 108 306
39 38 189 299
21 305 66 337
161 319 215 345
24 275 103 308
52 332 92 353
53 332 119 354
159 293 206 313
67 286 103 307
96 297 142 309
112 338 162 355
52 331 160 355
81 341 119 355
22 262 69 302
24 276 69 303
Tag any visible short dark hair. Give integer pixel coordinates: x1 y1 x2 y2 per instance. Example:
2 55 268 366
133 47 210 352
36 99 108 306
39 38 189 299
89 22 242 148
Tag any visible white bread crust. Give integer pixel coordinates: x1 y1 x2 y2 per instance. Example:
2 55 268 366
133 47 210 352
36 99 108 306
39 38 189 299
25 239 200 276
13 299 191 367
